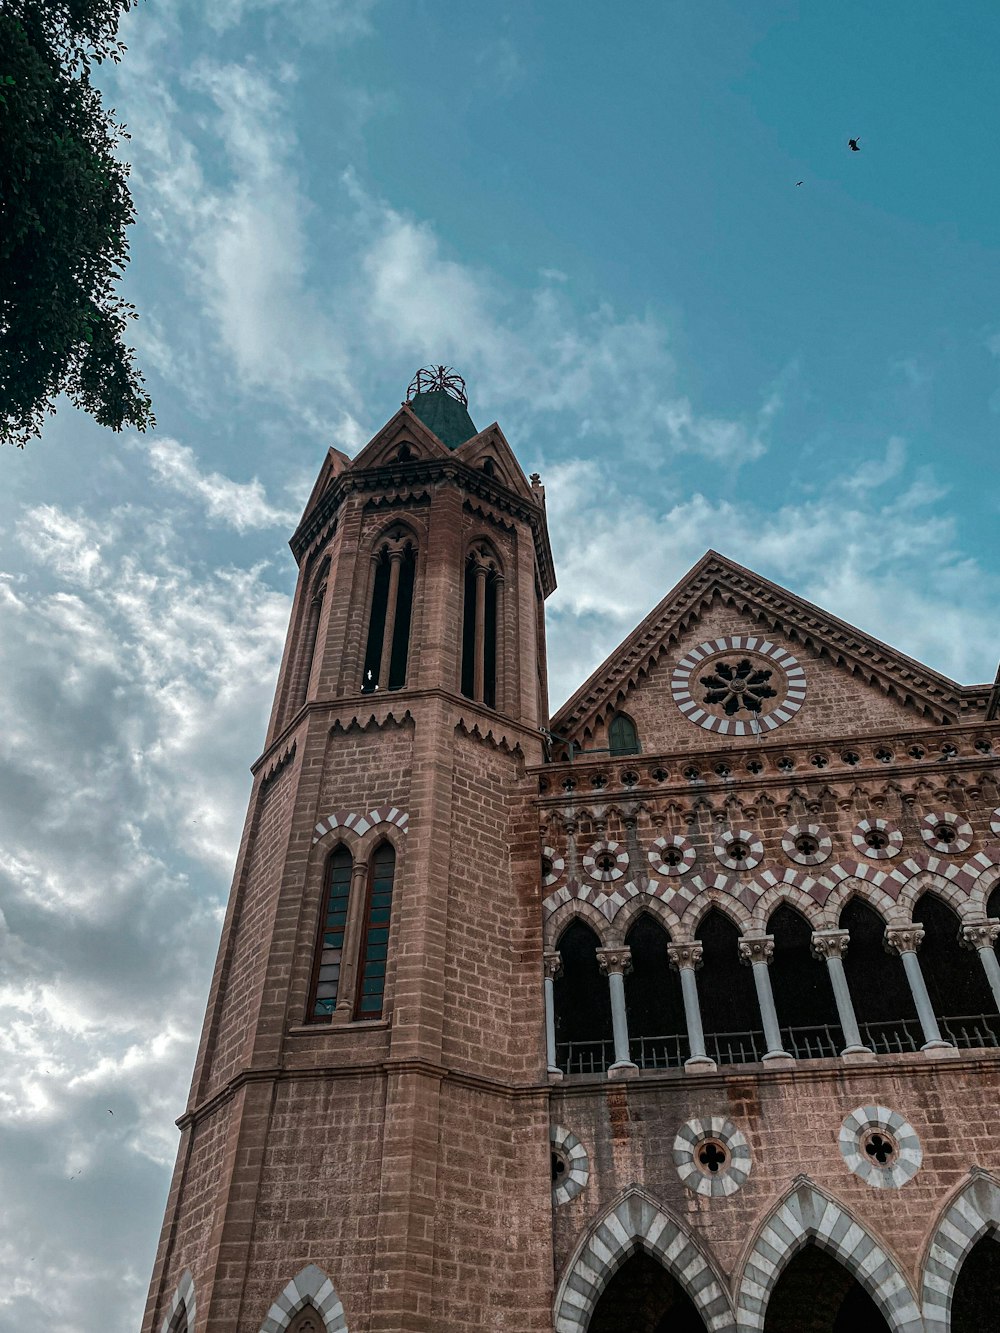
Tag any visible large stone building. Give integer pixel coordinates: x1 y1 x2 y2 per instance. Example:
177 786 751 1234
143 370 1000 1333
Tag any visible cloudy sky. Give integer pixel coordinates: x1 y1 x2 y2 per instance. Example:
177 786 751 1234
3 1 1000 1327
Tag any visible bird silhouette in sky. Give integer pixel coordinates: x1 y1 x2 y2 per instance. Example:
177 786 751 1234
848 138 861 152
795 180 803 186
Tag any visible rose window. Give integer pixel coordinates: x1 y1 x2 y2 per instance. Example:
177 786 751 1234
839 1106 921 1189
701 657 778 716
671 636 806 736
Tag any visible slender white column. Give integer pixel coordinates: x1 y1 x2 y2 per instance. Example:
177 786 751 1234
596 947 638 1075
885 926 953 1051
377 548 404 690
961 922 1000 1013
542 950 563 1075
739 936 793 1062
811 929 871 1055
667 943 716 1071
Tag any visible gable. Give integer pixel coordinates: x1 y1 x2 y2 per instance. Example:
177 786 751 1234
552 553 986 755
454 422 536 502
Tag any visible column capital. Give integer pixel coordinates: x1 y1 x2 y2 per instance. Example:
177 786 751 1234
596 947 632 977
962 920 1000 951
542 949 563 980
738 935 774 966
667 942 703 971
885 924 924 955
811 929 850 961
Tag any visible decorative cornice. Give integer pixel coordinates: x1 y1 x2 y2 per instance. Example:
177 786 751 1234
291 455 555 594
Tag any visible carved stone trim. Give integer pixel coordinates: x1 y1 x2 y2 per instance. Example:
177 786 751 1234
667 942 704 971
738 935 774 966
811 929 850 961
962 921 1000 951
543 949 564 980
885 925 925 955
596 947 632 976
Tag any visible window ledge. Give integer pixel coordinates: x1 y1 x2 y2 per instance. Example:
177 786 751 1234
287 1018 391 1035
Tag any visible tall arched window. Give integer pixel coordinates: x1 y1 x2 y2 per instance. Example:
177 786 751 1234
356 842 396 1018
840 899 918 1052
624 914 686 1067
768 904 842 1058
913 893 995 1041
695 909 761 1064
362 530 416 693
608 712 640 756
461 543 502 709
554 920 612 1074
308 846 352 1021
294 559 328 712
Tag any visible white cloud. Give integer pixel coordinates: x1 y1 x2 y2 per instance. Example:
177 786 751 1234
148 437 298 531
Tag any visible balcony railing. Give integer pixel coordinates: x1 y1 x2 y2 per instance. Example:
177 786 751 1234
555 1014 1000 1075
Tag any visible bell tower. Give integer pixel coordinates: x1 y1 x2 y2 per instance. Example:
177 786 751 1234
143 370 558 1333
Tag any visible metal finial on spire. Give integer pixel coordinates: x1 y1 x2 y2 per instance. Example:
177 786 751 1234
406 365 468 406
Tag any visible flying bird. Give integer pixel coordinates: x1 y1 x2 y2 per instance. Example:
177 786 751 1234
795 180 803 186
848 138 861 152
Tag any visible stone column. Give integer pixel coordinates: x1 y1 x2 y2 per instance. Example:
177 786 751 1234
738 936 793 1062
596 947 638 1077
811 929 872 1057
377 548 404 690
961 921 1000 1013
473 561 488 702
542 950 563 1076
885 926 954 1051
667 942 716 1071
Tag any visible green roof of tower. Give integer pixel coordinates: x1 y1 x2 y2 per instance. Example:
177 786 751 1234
405 366 478 449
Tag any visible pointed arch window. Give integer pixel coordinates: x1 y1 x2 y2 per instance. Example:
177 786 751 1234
308 846 352 1021
294 559 329 713
362 531 416 693
461 543 502 709
608 712 639 756
287 1307 323 1333
356 842 396 1018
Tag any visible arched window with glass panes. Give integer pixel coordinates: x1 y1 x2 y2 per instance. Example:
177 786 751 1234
307 841 397 1023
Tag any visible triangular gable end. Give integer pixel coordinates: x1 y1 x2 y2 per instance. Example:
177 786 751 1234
348 404 453 472
455 422 536 503
552 552 988 753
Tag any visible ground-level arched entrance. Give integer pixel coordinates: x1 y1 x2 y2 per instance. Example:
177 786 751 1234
587 1250 707 1332
763 1243 891 1332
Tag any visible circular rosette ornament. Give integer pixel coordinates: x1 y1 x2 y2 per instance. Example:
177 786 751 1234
648 834 696 877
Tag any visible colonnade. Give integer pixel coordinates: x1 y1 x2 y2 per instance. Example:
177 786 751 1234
543 913 1000 1075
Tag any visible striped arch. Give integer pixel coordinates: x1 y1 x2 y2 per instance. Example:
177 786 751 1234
312 806 408 846
683 887 753 936
546 898 613 949
965 848 1000 917
921 1170 1000 1331
553 1186 735 1333
259 1264 348 1333
822 873 899 929
736 1178 922 1331
750 872 829 933
160 1271 196 1333
610 894 684 947
893 868 980 922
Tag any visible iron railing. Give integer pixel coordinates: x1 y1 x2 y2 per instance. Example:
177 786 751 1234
555 1013 1000 1075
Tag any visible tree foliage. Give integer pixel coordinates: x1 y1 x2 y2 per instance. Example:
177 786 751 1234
0 0 153 447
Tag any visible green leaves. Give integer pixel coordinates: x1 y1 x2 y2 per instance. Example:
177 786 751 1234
0 0 153 447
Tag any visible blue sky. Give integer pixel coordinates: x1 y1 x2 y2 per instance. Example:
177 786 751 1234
1 2 999 1327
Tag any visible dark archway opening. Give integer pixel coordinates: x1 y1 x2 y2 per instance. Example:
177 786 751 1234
695 910 762 1065
914 893 999 1046
768 904 843 1058
839 899 918 1053
361 543 416 691
764 1244 890 1332
587 1249 707 1333
952 1231 1000 1327
624 915 687 1069
554 920 612 1074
